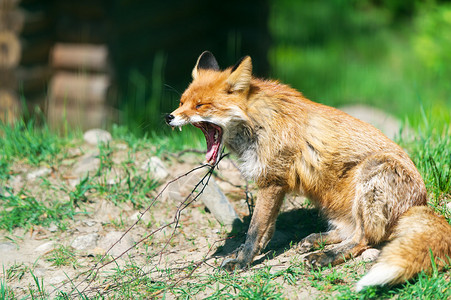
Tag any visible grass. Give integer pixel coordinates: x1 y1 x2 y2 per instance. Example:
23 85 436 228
45 245 80 269
0 188 76 231
0 118 73 166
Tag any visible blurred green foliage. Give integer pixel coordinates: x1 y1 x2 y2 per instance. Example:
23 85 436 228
268 0 451 127
414 3 451 73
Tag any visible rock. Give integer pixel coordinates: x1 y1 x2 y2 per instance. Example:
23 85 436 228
130 211 151 224
165 169 240 226
90 246 106 256
67 147 82 158
26 167 52 181
359 248 380 262
83 128 112 145
339 104 410 141
49 275 66 285
73 153 100 177
0 242 17 252
71 233 99 250
200 178 241 226
34 241 55 253
9 175 23 189
447 202 451 213
106 178 117 185
33 268 46 277
141 156 169 181
98 231 135 257
48 223 58 232
116 143 128 150
82 220 96 227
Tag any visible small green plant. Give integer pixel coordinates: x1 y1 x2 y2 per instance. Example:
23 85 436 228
28 270 46 299
1 266 15 300
313 234 327 251
45 245 80 268
0 118 70 166
97 142 114 174
5 263 28 281
67 175 94 207
0 188 76 231
0 159 10 181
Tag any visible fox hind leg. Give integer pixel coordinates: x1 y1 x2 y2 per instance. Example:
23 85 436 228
303 240 369 268
302 153 426 268
297 229 344 254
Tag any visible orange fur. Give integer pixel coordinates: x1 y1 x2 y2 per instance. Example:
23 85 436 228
166 51 451 291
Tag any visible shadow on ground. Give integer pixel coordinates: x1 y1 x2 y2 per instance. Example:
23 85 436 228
214 207 329 264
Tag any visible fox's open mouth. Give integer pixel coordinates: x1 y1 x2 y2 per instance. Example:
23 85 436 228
193 122 223 165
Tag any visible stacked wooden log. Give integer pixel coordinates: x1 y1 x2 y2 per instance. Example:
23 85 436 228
47 0 114 130
0 0 52 124
47 43 113 130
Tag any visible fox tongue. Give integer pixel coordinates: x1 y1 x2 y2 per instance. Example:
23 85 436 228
205 132 219 163
195 122 222 165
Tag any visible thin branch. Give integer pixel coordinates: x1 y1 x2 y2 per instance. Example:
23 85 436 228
53 153 234 297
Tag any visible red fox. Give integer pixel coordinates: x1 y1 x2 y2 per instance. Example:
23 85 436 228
165 51 451 291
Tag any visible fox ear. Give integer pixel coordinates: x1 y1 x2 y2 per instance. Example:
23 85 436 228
227 56 252 93
192 51 219 79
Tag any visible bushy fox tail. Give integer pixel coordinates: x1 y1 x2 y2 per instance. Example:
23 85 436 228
356 206 451 292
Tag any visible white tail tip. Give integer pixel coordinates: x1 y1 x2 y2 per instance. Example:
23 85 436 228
356 264 404 292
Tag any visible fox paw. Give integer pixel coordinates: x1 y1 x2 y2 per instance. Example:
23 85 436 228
220 258 247 272
303 252 332 269
297 241 314 254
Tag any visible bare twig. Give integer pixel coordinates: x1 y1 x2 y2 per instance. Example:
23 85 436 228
54 153 234 297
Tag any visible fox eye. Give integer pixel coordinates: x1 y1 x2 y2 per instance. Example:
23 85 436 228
179 102 184 107
196 103 203 109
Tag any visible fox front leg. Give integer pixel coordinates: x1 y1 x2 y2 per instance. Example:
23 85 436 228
221 185 286 271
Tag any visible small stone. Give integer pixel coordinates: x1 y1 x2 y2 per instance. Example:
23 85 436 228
73 153 100 177
71 233 99 250
82 220 97 227
164 169 240 226
82 220 96 227
33 268 46 277
68 178 81 188
106 178 116 185
48 223 58 232
26 167 51 181
0 242 17 252
116 143 128 150
67 148 82 158
49 275 66 285
200 178 241 226
10 175 22 186
34 241 55 253
360 248 380 262
339 105 410 141
90 247 106 256
98 231 135 257
130 211 150 224
446 202 451 213
83 128 112 145
141 156 169 181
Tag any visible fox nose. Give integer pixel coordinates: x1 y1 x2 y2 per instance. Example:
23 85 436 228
165 114 174 125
